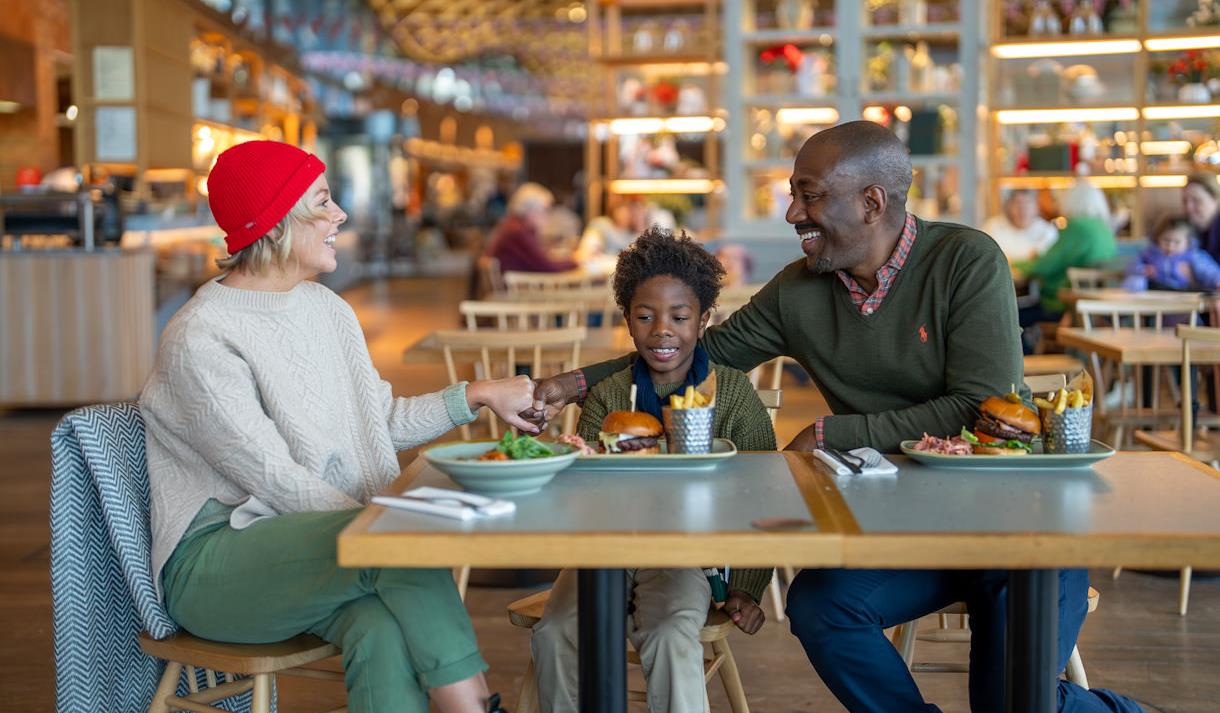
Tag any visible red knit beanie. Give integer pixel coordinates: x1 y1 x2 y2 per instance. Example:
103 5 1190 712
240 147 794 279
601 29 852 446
207 141 327 255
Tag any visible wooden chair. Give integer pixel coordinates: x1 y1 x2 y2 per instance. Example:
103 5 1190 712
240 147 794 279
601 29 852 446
459 297 616 333
434 327 586 440
1024 354 1084 379
507 589 750 713
476 255 505 298
141 632 345 713
1130 324 1220 615
1076 297 1203 447
889 587 1099 688
1025 372 1067 395
1066 267 1112 290
504 269 595 294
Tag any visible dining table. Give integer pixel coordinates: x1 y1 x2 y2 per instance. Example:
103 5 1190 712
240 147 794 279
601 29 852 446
338 449 1220 713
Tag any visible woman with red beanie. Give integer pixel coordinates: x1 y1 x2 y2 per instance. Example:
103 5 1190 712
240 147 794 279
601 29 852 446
140 141 529 713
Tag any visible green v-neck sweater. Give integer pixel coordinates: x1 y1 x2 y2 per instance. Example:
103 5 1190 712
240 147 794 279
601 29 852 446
582 218 1025 453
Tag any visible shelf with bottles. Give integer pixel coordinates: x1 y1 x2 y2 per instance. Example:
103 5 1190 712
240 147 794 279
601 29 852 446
860 100 963 160
743 105 839 163
996 0 1137 40
864 0 961 28
748 39 837 99
594 0 716 63
861 35 961 100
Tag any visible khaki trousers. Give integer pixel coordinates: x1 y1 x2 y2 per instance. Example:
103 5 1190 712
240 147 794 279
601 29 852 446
530 567 711 713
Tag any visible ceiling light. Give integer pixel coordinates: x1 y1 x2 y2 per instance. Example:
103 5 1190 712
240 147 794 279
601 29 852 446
991 39 1141 59
995 107 1139 124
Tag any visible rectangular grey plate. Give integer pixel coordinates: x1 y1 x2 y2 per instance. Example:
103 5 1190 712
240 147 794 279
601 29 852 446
899 440 1116 469
568 438 738 471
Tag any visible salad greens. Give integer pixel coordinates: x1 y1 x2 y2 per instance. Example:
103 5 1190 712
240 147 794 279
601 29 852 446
959 427 1033 452
496 430 556 460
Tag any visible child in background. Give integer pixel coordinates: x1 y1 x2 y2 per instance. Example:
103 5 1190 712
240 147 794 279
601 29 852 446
1124 215 1220 292
531 228 776 713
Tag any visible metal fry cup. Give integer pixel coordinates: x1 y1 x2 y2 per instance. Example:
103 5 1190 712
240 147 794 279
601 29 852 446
662 406 715 454
1040 403 1093 454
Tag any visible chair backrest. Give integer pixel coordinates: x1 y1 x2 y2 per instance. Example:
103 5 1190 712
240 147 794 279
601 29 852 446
504 269 594 294
460 293 619 332
1024 373 1067 395
711 284 763 325
1076 298 1202 332
49 403 181 712
1066 267 1111 290
1176 325 1220 452
434 327 587 438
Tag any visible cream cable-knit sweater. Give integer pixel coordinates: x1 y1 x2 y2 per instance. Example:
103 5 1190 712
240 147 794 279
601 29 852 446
140 277 476 599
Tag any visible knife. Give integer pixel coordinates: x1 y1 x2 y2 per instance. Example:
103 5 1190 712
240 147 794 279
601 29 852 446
828 448 863 475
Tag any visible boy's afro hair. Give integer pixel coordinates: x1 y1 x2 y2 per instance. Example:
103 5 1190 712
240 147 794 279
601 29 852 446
612 227 725 314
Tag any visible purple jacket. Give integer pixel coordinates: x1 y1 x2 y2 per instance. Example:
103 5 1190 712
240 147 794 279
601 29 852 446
1123 243 1220 291
484 215 578 273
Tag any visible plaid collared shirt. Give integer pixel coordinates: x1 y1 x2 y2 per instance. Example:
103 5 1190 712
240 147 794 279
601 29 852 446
835 212 918 315
816 213 917 448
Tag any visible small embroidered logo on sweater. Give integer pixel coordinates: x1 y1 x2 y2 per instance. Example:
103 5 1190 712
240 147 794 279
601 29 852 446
918 324 928 343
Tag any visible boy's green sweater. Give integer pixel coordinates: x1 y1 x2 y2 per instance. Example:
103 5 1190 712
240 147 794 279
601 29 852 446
582 218 1026 454
577 363 777 602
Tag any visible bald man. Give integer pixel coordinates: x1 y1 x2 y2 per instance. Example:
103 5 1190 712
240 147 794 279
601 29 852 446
527 122 1143 712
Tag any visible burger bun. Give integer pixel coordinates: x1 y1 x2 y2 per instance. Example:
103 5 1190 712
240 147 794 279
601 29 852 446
979 396 1041 435
601 411 663 438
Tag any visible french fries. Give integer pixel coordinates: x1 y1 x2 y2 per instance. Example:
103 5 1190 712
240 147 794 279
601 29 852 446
1036 387 1091 415
669 372 717 409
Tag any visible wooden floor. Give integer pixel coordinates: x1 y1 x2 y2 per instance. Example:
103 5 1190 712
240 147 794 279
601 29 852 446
3 275 1218 712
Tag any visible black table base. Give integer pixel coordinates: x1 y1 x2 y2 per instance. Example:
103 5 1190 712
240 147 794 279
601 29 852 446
1006 569 1059 713
578 568 627 713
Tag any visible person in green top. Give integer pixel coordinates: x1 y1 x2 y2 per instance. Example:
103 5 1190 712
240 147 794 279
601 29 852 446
1013 179 1118 319
524 122 1142 713
531 228 775 713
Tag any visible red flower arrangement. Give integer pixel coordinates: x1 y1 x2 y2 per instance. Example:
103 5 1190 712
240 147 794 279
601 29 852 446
1168 49 1216 85
759 44 804 73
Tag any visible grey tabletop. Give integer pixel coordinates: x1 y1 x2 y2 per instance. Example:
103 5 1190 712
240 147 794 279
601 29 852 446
339 452 843 569
834 452 1220 569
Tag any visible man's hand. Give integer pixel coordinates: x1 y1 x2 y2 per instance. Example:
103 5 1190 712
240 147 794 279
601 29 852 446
518 371 582 430
784 422 819 452
724 591 765 635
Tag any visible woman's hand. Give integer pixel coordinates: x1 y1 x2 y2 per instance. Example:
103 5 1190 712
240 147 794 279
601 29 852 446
724 591 765 634
467 376 541 434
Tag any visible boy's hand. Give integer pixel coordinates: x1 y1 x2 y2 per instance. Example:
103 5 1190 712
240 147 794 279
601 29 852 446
724 591 765 634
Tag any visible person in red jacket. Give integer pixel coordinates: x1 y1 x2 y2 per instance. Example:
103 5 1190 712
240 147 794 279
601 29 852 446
484 183 578 273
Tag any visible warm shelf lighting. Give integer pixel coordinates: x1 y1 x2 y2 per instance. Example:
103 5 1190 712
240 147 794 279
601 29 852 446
609 179 717 194
606 116 721 135
995 107 1139 124
1145 36 1220 51
1140 175 1190 188
998 175 1137 189
1143 104 1220 120
775 107 840 125
991 39 1141 59
1140 140 1193 156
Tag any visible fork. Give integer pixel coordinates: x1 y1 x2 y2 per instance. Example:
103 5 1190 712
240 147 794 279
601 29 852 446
828 448 863 474
846 448 884 469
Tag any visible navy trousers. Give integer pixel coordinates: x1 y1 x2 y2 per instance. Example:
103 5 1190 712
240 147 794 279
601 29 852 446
785 568 1144 713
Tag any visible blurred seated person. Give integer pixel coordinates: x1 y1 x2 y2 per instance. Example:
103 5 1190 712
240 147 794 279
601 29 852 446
541 190 583 252
573 195 648 264
1013 179 1117 351
1123 214 1220 292
982 188 1059 262
484 183 578 273
1183 172 1220 263
715 244 753 287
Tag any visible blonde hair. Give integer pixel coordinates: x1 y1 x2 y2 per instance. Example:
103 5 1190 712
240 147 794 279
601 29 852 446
215 190 330 274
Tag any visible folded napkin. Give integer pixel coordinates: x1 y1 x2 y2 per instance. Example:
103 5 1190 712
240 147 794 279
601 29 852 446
813 448 899 477
372 486 516 521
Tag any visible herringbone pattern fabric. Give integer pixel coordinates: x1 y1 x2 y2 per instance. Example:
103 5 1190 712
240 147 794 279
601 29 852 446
50 403 260 712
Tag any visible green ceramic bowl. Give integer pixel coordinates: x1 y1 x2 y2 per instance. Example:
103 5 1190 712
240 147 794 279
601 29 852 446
421 440 579 496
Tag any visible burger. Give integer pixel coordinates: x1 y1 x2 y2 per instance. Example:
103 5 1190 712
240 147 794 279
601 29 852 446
599 411 663 455
962 396 1040 455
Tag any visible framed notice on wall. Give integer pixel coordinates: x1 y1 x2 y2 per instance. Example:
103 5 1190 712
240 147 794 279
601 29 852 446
92 46 134 101
95 106 137 161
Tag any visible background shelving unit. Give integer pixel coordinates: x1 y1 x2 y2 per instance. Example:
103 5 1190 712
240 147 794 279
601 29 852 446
723 0 982 243
986 1 1220 240
585 0 723 237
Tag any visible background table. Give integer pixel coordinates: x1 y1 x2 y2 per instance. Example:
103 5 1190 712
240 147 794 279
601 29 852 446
339 451 1220 713
403 326 634 366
